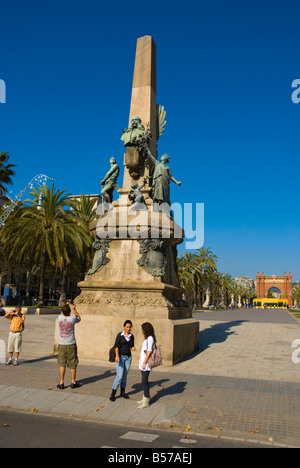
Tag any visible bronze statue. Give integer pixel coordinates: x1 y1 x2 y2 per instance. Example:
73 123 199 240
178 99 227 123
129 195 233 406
121 116 152 179
100 157 120 204
86 238 110 275
128 178 148 212
121 116 149 147
146 147 181 205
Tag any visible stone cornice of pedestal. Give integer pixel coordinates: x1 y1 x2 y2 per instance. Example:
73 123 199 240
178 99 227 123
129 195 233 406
77 280 184 294
89 198 185 246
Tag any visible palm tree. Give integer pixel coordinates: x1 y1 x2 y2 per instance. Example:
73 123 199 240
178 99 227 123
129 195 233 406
194 247 218 306
1 184 91 301
209 271 224 306
292 281 300 306
216 273 234 308
230 282 244 307
0 152 16 194
59 194 98 302
72 194 97 223
71 193 97 276
177 252 199 305
177 247 218 307
244 286 257 306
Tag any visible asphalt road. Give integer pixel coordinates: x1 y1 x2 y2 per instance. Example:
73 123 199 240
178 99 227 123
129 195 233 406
0 409 276 449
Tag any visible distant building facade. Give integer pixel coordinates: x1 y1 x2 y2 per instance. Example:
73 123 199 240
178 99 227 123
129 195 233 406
235 276 255 289
256 272 292 307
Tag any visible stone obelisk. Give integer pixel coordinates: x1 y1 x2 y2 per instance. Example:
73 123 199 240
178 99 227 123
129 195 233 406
121 35 157 193
57 36 199 366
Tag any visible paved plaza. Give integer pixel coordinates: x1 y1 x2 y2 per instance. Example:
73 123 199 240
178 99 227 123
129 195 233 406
0 309 300 447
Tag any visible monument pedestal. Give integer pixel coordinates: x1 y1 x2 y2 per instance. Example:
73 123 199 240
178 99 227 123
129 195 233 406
72 200 199 366
73 301 199 366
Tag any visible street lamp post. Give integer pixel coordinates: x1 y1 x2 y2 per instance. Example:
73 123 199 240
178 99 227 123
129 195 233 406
0 174 55 227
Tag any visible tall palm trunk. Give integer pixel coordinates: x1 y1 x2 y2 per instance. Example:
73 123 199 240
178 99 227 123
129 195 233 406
26 270 31 297
38 246 47 301
194 274 198 307
59 266 69 306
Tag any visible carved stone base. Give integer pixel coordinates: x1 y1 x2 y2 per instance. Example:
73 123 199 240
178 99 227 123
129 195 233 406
54 283 199 365
62 313 199 366
54 204 199 366
68 275 199 366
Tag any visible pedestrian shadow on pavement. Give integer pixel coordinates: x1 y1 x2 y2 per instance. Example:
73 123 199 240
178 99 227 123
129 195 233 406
199 320 247 352
129 378 170 397
21 355 57 364
179 320 247 364
129 379 187 404
79 370 115 385
150 381 187 404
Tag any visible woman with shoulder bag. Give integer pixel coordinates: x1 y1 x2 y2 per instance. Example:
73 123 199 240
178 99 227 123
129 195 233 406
110 320 135 402
137 322 156 409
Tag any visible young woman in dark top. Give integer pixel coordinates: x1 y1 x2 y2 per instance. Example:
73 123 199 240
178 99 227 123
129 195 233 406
110 320 135 402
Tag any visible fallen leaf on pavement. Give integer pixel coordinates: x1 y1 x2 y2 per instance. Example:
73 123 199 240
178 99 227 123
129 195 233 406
94 406 105 412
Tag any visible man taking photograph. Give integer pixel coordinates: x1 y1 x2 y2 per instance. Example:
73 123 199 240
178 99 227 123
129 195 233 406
4 305 25 366
57 301 81 390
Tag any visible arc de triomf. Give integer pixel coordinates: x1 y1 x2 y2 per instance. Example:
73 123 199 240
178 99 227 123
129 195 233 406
256 272 292 306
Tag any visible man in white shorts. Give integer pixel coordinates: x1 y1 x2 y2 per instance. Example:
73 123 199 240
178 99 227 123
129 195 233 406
4 305 25 366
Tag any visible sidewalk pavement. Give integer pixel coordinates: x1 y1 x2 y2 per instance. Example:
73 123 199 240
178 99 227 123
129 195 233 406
1 311 300 448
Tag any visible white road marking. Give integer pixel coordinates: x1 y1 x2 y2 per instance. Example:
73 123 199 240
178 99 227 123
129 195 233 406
179 438 197 444
120 431 159 443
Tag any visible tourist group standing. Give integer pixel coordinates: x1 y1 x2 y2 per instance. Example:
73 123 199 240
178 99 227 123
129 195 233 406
109 320 157 409
55 304 159 408
2 301 160 409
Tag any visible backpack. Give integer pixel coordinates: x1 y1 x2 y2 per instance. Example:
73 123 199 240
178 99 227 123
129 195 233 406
148 342 162 368
108 332 121 362
109 345 116 363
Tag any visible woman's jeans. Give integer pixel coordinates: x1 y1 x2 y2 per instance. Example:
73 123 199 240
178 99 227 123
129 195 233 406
113 355 132 390
141 370 150 398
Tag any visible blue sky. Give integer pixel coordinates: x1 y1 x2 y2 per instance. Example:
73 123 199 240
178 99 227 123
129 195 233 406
0 0 299 280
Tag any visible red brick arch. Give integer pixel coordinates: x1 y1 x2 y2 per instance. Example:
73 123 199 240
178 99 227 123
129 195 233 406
256 272 292 306
266 285 282 296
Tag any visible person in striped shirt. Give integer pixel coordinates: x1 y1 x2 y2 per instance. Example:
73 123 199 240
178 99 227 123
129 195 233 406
4 305 25 366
